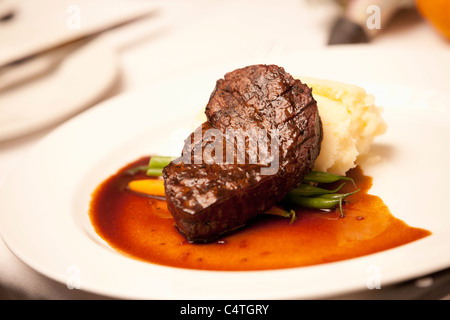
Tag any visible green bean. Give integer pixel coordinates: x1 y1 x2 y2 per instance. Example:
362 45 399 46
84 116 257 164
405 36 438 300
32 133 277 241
125 165 149 175
319 189 360 217
145 156 176 176
285 189 360 217
125 156 176 176
304 171 356 188
146 167 164 177
148 156 176 169
264 206 297 224
285 194 342 210
318 188 360 200
287 182 346 197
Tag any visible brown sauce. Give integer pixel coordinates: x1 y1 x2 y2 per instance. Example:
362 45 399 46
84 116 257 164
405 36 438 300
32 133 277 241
89 156 431 271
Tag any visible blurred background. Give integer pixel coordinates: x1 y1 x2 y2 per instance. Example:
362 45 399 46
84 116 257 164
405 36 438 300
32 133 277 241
0 0 449 300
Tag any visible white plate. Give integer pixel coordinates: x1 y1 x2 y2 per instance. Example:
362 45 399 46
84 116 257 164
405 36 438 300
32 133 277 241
0 36 118 142
0 57 449 300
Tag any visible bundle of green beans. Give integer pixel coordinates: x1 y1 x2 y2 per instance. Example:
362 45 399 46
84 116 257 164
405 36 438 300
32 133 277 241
284 172 360 218
128 156 359 219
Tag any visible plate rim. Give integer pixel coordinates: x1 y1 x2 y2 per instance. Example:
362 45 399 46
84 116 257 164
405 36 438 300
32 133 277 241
0 35 119 142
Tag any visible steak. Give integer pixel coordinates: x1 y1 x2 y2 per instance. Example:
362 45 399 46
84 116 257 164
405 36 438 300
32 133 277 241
162 64 322 242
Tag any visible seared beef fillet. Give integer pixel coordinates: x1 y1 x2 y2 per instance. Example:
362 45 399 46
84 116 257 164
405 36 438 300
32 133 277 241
163 65 322 242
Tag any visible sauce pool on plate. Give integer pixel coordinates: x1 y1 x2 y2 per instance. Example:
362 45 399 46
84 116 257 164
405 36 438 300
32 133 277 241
89 156 431 271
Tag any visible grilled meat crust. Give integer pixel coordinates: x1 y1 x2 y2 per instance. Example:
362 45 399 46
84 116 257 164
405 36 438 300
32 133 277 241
163 65 322 242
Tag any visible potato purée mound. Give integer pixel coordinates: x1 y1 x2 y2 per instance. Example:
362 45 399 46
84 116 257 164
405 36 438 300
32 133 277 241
192 77 386 176
302 77 387 175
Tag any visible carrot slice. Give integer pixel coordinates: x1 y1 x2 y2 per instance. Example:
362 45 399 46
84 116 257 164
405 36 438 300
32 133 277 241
128 179 165 197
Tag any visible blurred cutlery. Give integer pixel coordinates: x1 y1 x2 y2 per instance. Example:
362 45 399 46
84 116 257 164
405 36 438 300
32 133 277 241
0 0 15 22
0 10 156 92
328 0 416 44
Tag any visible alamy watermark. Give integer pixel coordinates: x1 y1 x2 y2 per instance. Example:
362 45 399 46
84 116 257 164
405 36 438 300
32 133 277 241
366 265 382 290
66 265 81 290
174 127 280 175
366 5 381 30
66 5 81 30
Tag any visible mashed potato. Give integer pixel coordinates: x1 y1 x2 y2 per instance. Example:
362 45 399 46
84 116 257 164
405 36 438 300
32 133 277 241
192 77 387 176
302 77 387 175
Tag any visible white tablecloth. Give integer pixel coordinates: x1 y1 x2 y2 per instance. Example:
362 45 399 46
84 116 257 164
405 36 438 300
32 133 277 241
1 0 449 300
